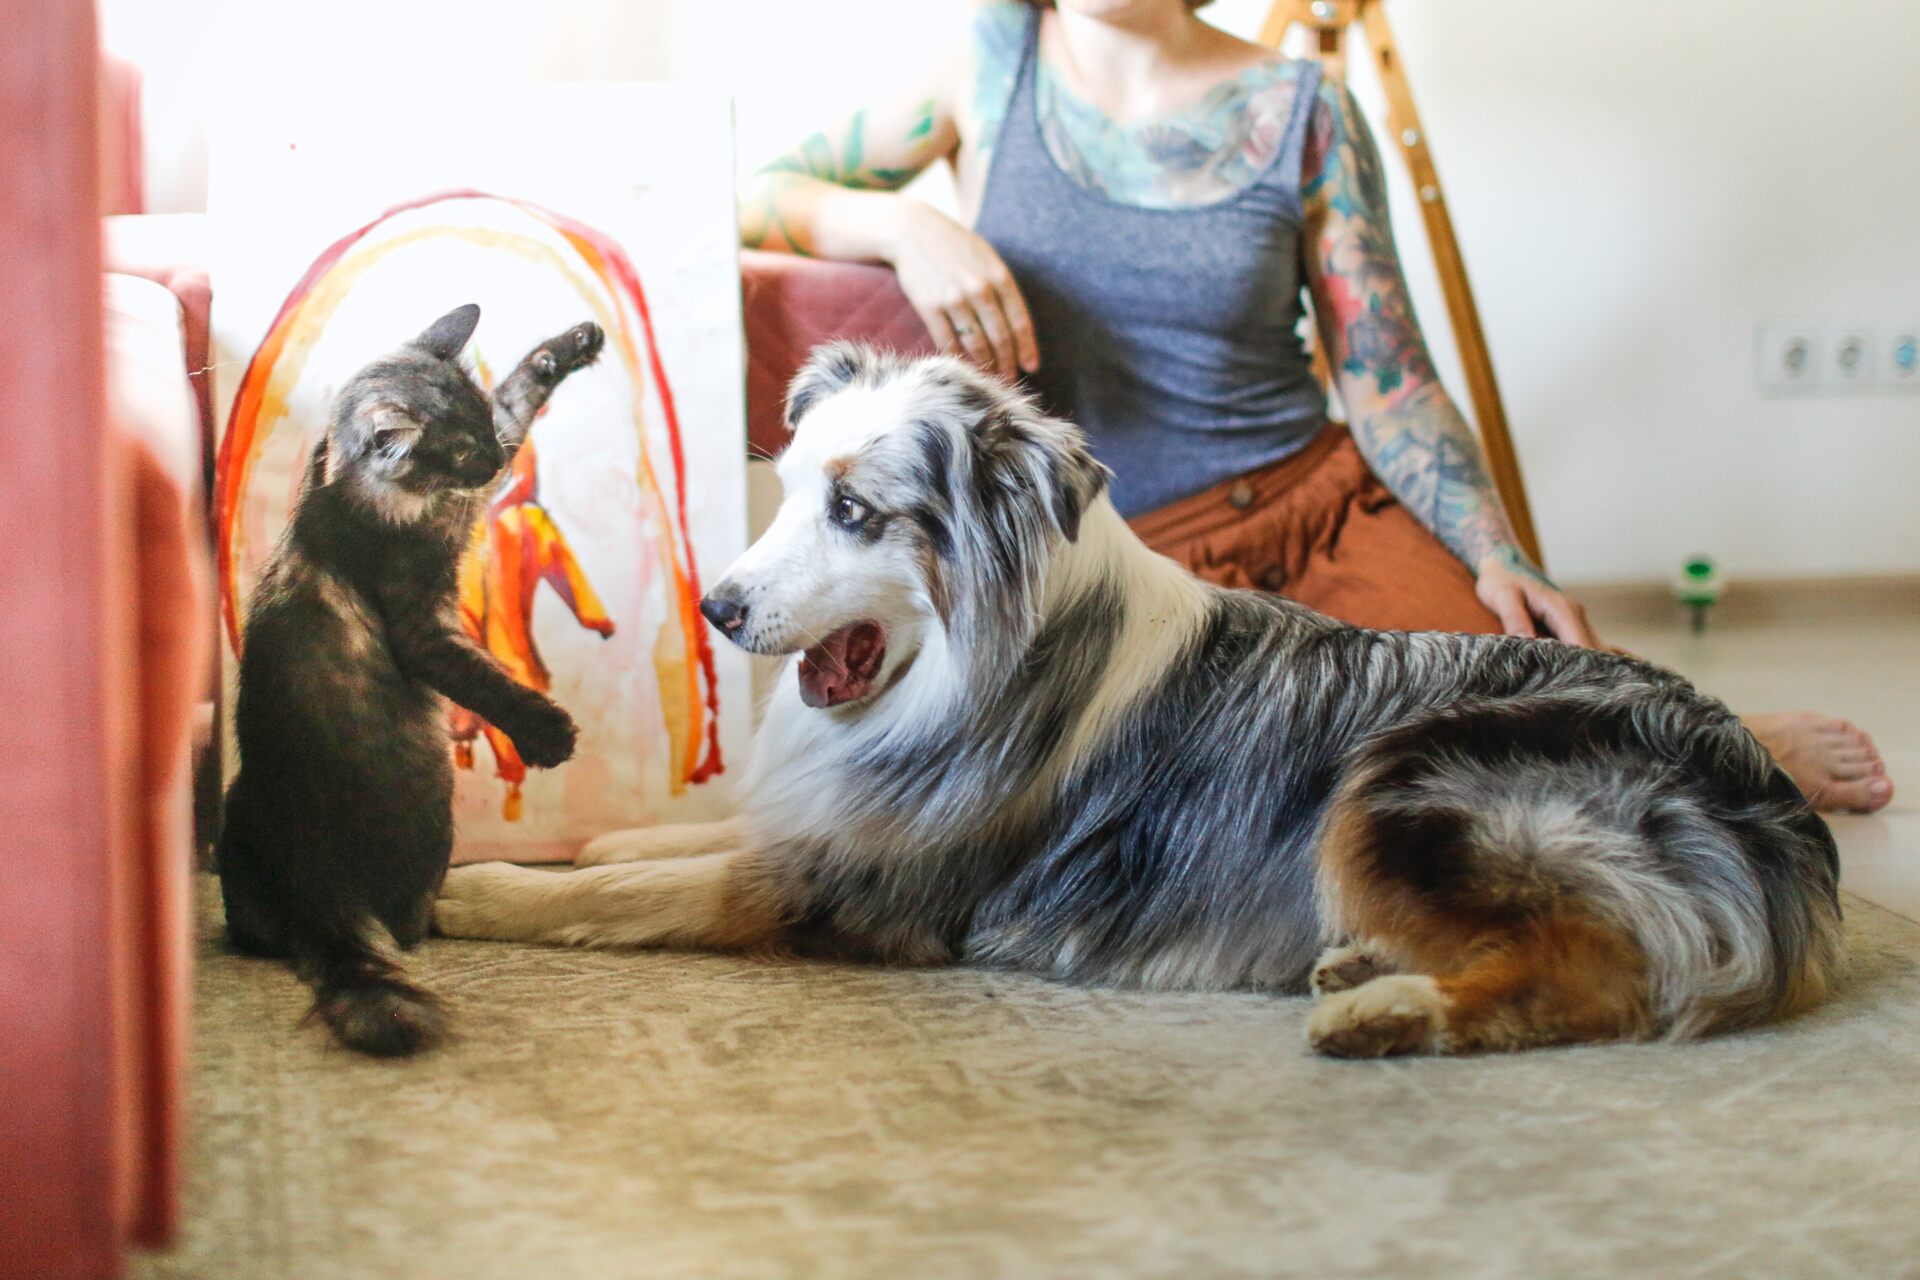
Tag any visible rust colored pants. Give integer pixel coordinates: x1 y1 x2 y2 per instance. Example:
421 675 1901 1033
1128 425 1504 635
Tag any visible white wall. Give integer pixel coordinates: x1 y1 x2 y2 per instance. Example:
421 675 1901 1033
104 0 1920 583
1293 0 1920 584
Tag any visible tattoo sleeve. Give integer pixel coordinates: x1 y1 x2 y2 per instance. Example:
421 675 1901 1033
740 99 948 256
1301 82 1543 583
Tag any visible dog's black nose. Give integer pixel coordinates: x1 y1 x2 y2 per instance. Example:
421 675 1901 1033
700 589 748 634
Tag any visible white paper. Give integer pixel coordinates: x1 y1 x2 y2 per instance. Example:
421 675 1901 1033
209 84 750 861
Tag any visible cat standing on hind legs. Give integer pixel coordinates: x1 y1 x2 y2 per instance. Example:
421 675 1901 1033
217 303 605 1056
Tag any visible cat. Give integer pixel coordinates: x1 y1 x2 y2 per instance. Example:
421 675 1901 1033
217 303 604 1056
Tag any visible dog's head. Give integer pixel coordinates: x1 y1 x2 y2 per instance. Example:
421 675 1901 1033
702 343 1109 711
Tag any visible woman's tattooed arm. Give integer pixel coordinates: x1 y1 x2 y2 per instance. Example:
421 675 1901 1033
739 4 1021 258
740 93 955 257
1300 80 1545 588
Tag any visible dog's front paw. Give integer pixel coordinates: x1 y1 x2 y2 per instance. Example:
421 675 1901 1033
529 321 605 381
435 862 545 941
576 827 653 867
510 701 578 769
1307 975 1446 1058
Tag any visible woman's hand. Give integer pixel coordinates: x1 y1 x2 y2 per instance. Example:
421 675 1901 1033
1475 549 1601 648
883 200 1039 381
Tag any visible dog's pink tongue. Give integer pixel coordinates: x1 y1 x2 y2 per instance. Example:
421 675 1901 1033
798 622 886 709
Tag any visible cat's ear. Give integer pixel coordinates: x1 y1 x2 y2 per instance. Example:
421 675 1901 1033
367 404 424 455
415 303 481 360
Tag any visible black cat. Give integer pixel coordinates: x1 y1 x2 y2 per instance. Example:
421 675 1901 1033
218 303 603 1056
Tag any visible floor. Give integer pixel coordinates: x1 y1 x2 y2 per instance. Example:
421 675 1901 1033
135 600 1920 1280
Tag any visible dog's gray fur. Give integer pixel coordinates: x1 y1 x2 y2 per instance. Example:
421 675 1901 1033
439 344 1842 1051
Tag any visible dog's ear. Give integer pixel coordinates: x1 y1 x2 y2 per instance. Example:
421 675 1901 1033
979 403 1110 544
787 340 873 427
1042 427 1110 542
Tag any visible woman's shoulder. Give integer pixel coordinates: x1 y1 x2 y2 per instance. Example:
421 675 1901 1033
963 1 1031 148
970 0 1030 60
1189 18 1314 81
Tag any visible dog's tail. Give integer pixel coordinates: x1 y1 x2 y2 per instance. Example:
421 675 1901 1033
1317 695 1843 1051
290 916 447 1058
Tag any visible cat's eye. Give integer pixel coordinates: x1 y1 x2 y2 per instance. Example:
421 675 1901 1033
831 493 871 530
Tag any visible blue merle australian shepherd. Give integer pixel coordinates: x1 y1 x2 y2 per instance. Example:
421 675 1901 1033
436 343 1842 1057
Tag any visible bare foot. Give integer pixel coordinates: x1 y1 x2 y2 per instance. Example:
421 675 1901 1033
1744 711 1894 814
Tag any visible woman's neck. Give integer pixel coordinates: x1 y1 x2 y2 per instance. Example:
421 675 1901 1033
1047 4 1272 124
1047 3 1213 118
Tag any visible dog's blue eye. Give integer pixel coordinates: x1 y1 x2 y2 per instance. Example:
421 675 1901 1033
833 494 870 529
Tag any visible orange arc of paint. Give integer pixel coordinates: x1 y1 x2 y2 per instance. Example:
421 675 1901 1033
215 189 725 788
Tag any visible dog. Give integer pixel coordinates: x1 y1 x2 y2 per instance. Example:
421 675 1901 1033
436 343 1843 1057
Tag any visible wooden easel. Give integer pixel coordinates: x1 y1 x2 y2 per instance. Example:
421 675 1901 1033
1263 0 1544 567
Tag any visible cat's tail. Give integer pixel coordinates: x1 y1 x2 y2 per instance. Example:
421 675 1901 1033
291 917 447 1057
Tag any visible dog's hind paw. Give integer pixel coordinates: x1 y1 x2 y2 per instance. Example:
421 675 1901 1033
1310 944 1390 996
1307 975 1446 1058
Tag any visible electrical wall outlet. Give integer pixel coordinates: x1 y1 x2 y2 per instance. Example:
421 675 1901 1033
1881 323 1920 389
1823 325 1877 388
1756 321 1823 391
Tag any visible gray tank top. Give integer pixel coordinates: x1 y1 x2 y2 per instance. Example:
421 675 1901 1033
974 12 1328 517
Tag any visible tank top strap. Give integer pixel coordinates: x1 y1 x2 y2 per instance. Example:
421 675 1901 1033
1008 5 1044 131
1267 58 1324 198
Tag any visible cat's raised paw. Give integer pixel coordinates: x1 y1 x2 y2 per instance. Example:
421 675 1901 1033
531 322 605 381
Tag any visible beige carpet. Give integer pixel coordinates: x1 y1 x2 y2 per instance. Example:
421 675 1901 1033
133 878 1920 1280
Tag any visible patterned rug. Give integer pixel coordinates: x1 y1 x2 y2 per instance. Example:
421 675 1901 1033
134 878 1920 1280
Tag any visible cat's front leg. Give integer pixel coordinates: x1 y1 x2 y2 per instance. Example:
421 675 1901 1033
393 629 578 768
491 321 605 452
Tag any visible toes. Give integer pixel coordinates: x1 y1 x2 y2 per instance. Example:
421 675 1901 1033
1829 749 1884 780
1307 975 1445 1058
1811 775 1895 815
434 863 537 939
1311 945 1386 996
525 324 603 384
546 323 605 373
566 322 605 363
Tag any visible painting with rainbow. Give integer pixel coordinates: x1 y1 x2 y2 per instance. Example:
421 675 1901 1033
207 87 752 862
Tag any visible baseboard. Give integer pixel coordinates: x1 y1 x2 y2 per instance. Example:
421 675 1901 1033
1566 573 1920 628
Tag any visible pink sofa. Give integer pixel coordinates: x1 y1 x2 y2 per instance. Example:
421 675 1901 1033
0 3 208 1276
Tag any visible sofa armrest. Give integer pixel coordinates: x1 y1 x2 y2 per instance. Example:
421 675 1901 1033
740 250 934 459
104 214 213 486
102 271 212 1250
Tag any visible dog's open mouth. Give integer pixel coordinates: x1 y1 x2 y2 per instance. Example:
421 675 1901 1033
798 621 887 709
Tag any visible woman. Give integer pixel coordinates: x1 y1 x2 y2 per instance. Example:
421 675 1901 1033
740 0 1892 813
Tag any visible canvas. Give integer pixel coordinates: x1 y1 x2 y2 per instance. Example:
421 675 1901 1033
208 85 750 862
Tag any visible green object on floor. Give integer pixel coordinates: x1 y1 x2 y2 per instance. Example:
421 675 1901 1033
1672 555 1724 633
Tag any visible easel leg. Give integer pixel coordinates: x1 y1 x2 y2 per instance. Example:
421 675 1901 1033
1264 0 1545 569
